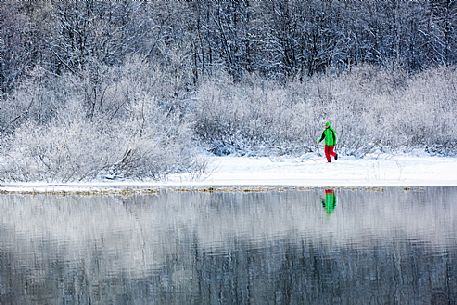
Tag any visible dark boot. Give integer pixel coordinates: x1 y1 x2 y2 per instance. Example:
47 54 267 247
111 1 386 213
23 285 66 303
335 154 338 160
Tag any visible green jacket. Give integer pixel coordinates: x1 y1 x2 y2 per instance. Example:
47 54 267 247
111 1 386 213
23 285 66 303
318 127 337 146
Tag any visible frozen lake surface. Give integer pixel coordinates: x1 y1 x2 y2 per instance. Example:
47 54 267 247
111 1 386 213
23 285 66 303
0 187 456 304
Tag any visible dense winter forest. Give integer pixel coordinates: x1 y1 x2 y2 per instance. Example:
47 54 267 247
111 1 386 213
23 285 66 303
0 1 456 181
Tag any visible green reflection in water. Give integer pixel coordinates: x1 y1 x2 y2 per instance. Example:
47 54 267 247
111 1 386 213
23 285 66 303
321 189 337 215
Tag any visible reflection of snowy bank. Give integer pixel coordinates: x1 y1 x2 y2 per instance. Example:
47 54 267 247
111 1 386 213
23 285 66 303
0 189 456 278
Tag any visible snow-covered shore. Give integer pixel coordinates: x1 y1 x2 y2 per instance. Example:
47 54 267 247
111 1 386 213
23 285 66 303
164 154 457 187
1 154 456 194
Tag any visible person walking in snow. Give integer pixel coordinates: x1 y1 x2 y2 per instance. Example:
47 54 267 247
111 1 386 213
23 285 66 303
318 121 338 162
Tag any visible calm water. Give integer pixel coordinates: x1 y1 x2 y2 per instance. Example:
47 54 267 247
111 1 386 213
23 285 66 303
0 188 456 305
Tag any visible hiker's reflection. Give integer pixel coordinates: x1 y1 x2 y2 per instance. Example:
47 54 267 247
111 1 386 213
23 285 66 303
321 189 337 214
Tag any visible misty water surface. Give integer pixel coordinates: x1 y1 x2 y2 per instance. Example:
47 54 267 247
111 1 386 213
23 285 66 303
0 187 456 305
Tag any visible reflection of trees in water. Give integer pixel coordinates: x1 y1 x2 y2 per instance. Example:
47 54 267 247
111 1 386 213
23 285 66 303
0 188 456 304
1 235 456 305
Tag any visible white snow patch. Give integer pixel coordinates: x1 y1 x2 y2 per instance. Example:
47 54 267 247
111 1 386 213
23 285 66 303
1 154 456 193
163 155 457 187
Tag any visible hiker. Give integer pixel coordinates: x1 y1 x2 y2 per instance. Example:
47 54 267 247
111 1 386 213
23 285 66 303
318 121 338 162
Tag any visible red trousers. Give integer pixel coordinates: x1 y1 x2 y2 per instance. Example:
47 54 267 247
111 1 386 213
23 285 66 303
324 146 336 161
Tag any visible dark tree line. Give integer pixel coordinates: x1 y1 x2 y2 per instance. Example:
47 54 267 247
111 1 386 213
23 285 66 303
1 0 456 94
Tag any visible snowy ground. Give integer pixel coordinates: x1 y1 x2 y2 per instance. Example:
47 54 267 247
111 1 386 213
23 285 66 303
164 154 457 187
0 154 456 193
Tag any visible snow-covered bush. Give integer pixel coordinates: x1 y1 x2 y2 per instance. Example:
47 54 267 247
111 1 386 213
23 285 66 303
0 100 198 182
399 67 457 149
193 73 311 156
0 58 202 182
1 118 120 182
0 67 81 133
1 58 455 183
192 65 457 157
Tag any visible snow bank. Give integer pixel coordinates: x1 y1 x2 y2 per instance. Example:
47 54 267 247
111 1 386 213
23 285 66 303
0 154 456 193
163 155 457 187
